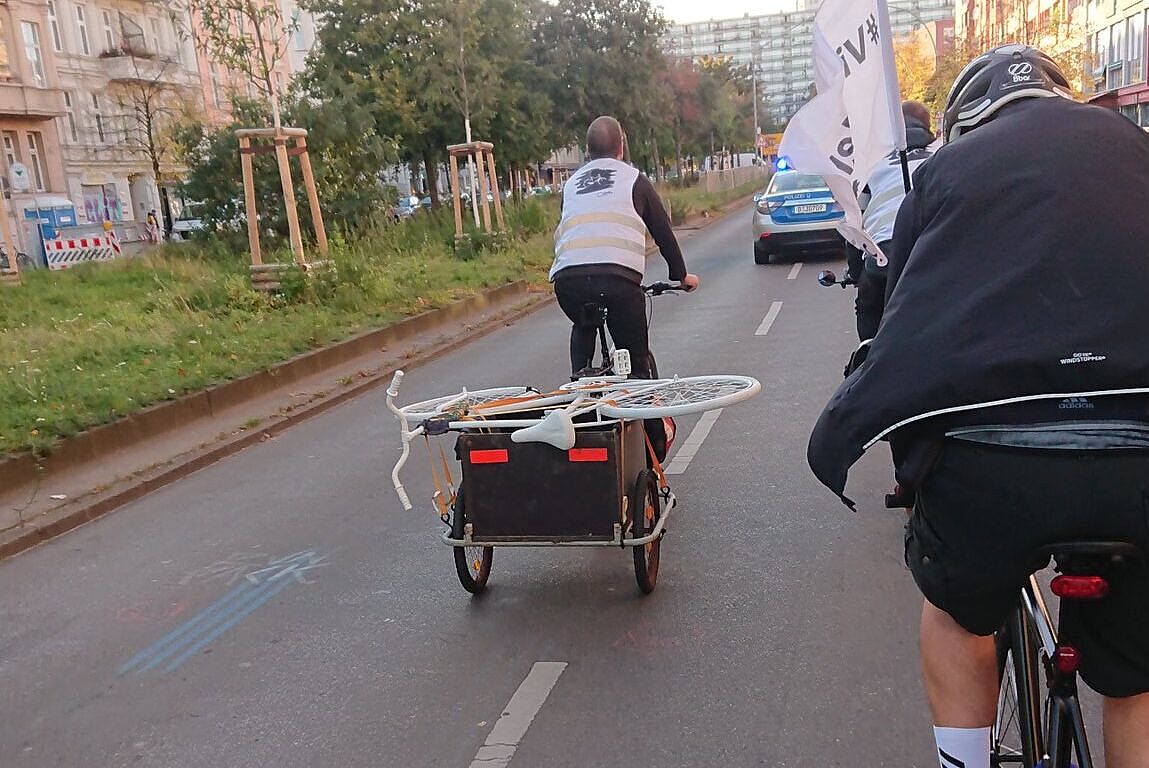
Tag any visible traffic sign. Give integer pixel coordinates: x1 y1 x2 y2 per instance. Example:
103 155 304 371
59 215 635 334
9 162 30 192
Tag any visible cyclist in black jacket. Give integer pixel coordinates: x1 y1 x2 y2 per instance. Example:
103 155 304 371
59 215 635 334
809 45 1149 768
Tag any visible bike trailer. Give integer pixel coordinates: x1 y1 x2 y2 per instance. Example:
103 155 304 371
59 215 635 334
456 417 646 542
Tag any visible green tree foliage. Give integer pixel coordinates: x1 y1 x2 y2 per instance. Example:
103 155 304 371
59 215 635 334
172 95 397 247
528 0 670 151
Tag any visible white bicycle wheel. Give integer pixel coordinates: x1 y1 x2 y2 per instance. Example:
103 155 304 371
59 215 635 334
597 375 761 418
400 387 538 421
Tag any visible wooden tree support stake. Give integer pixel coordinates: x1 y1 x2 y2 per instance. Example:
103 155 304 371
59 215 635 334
446 141 507 244
236 126 329 289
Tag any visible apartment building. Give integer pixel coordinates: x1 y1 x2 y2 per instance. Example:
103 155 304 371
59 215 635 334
665 0 954 122
1085 0 1148 126
956 0 1147 127
42 0 201 231
0 0 69 252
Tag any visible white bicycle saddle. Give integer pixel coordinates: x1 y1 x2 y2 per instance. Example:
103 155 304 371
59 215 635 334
511 409 576 450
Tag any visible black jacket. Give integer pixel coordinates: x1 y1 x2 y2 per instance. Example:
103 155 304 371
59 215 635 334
808 97 1149 505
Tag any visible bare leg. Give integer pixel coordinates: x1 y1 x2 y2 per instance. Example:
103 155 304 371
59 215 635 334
1104 693 1149 768
919 599 998 726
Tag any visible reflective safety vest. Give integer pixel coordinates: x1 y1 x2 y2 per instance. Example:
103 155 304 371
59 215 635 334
550 158 646 281
861 146 934 245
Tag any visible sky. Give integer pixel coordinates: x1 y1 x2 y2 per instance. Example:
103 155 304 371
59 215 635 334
655 0 798 24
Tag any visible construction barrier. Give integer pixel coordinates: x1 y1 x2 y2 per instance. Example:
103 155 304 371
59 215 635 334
44 233 121 271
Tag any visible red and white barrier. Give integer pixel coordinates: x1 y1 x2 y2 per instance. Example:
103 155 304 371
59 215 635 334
44 234 122 270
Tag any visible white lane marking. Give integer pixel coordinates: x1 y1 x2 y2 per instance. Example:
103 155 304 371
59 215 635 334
786 262 803 280
468 662 567 768
755 301 783 336
664 409 723 475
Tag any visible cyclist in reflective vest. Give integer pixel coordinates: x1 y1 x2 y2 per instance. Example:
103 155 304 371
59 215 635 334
550 115 699 461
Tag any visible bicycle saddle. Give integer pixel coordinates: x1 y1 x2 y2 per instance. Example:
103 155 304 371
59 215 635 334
510 409 577 450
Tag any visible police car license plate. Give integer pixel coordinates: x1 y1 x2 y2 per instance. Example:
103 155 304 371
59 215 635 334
793 203 827 214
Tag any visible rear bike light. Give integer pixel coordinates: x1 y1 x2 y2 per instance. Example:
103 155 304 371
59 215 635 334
469 449 509 465
568 448 608 462
1050 575 1109 600
1053 645 1080 675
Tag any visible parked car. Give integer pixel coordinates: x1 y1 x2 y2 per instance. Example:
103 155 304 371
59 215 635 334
392 196 420 220
170 204 205 240
751 171 846 265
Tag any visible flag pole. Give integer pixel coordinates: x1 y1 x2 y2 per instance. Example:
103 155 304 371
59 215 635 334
899 149 911 192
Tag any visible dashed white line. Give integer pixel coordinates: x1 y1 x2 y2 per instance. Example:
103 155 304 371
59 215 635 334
664 409 723 475
787 262 803 280
468 662 567 768
755 301 783 336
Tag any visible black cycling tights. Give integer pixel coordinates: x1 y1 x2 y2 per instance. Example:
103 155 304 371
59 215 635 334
553 272 667 461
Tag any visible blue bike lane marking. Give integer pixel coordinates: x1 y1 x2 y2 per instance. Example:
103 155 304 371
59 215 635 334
120 549 326 675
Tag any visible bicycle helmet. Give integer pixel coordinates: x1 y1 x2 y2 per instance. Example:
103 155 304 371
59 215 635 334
942 44 1072 142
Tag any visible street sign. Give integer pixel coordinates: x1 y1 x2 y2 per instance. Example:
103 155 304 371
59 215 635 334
9 163 30 192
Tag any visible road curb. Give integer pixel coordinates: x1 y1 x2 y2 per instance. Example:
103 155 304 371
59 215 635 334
0 282 555 560
0 189 758 561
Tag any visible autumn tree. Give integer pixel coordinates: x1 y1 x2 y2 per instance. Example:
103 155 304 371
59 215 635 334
893 34 935 103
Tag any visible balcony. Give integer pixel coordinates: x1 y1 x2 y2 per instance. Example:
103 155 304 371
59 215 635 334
0 80 66 117
100 47 181 84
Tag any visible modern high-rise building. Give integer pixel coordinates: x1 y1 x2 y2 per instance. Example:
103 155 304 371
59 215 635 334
664 0 955 122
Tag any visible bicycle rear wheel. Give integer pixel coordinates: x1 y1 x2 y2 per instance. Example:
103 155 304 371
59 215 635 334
598 375 761 418
992 608 1043 766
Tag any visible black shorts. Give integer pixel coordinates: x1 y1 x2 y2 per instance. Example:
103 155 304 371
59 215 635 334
905 439 1149 697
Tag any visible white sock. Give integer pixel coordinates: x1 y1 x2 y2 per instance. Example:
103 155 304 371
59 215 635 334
933 726 991 768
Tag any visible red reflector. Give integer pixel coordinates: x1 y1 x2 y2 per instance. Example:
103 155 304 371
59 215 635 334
469 449 508 465
1053 645 1080 675
1050 575 1109 600
568 448 609 462
759 232 770 239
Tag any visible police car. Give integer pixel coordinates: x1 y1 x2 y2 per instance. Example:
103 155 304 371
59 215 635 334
752 162 847 265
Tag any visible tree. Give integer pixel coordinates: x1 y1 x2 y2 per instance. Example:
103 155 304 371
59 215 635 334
893 34 935 103
108 48 200 236
528 0 670 152
184 0 294 127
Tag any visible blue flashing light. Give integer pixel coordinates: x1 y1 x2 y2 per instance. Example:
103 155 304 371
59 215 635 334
775 157 790 172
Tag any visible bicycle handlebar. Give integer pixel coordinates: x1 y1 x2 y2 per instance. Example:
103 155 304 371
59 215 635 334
816 269 856 288
642 281 686 296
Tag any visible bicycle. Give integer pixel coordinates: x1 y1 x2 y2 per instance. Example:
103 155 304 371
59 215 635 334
386 367 761 595
572 280 683 380
0 246 33 272
991 539 1143 767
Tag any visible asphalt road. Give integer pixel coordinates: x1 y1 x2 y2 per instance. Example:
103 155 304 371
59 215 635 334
1 208 976 766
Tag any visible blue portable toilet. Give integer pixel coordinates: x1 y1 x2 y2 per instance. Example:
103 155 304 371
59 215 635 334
22 196 78 267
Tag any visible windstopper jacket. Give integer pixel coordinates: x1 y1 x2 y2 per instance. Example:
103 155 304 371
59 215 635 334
808 97 1149 505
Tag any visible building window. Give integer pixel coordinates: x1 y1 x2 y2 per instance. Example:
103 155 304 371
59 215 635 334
47 1 63 52
150 17 162 55
75 6 91 56
62 92 79 142
1120 104 1138 122
26 132 47 191
2 131 21 169
102 9 115 52
1129 13 1147 85
91 93 105 142
21 22 46 87
209 61 222 107
1140 102 1149 127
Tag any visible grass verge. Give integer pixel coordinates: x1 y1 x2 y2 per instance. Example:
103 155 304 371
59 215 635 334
0 201 556 457
0 179 760 458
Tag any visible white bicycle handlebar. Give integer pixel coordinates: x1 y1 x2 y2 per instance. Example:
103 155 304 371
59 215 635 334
386 370 419 511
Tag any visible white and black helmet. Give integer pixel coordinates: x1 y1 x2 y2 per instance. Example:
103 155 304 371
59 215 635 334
942 44 1072 142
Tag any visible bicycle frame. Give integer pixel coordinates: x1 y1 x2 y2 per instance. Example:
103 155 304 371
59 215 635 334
1007 576 1096 768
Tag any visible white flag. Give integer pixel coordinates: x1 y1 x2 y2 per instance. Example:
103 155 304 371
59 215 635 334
779 0 906 257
